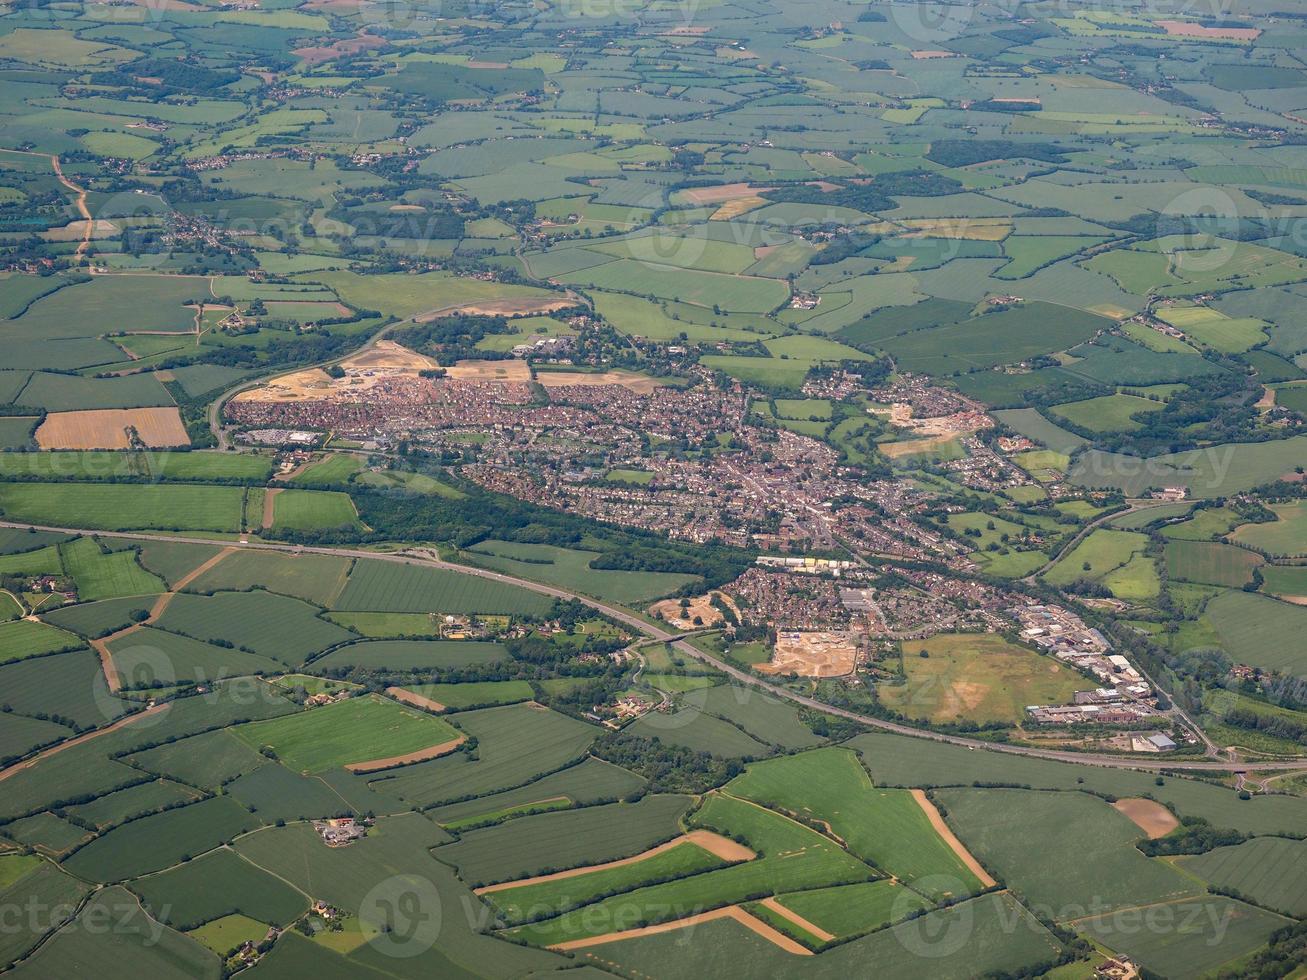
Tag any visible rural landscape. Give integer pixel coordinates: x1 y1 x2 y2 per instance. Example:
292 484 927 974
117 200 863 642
1 0 1307 976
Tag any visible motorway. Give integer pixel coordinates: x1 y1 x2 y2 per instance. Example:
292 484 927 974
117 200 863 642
8 519 1307 776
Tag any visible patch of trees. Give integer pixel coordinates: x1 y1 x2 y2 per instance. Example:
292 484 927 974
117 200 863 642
762 171 963 213
592 732 743 794
1137 816 1248 856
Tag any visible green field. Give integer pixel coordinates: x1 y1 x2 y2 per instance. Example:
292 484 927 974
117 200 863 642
231 694 461 772
334 559 553 616
880 633 1083 725
0 619 83 664
183 549 350 607
1166 539 1263 587
269 489 359 532
401 679 534 708
0 483 245 532
1205 590 1307 675
727 748 982 895
154 590 353 664
0 451 270 483
1042 529 1147 587
1229 500 1307 556
1049 393 1165 432
312 638 504 671
60 537 165 601
466 539 698 604
1181 837 1307 917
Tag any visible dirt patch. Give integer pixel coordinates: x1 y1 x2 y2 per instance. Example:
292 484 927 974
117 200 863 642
681 182 773 205
711 196 768 221
910 789 997 888
342 340 436 372
262 487 280 530
648 591 738 631
1256 386 1276 411
1112 798 1179 839
387 686 446 712
35 407 190 450
761 897 835 942
911 49 958 59
414 295 578 321
899 218 1012 241
293 34 386 66
555 905 811 955
535 369 664 394
878 433 958 459
444 359 532 384
345 735 466 773
1156 19 1259 39
759 631 857 678
476 830 755 895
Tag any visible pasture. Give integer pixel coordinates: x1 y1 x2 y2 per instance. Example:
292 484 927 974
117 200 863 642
1181 837 1307 917
312 638 504 671
466 540 697 604
1205 591 1307 675
1229 500 1307 556
269 489 360 533
1165 540 1263 588
0 483 244 532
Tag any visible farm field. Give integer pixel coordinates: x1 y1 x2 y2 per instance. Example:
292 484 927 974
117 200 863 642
334 559 553 616
466 540 698 604
0 483 245 532
230 694 462 773
1166 540 1263 588
1229 501 1307 556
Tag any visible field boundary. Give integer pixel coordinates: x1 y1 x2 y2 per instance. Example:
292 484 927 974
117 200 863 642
553 904 813 955
910 789 997 888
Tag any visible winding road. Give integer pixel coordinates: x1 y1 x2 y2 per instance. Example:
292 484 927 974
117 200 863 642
6 518 1304 776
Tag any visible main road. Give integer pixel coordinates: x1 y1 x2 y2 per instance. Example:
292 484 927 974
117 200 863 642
8 519 1304 775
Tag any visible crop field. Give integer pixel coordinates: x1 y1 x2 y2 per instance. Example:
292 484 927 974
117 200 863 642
1205 591 1307 675
134 541 224 587
63 796 260 882
879 633 1082 725
505 792 874 947
108 627 282 687
153 590 354 664
1181 837 1307 917
697 683 824 750
0 648 128 728
727 748 982 895
435 794 693 886
376 702 598 806
1165 540 1263 587
401 680 534 709
131 847 308 930
0 856 89 966
1077 896 1290 979
1070 436 1307 497
312 638 504 671
935 788 1200 914
231 695 460 773
1259 565 1307 598
429 757 645 829
66 780 200 831
466 540 698 604
183 550 350 607
773 880 928 939
0 483 244 532
127 729 270 789
334 559 553 616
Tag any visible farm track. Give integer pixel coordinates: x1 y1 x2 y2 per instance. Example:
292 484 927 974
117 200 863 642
5 519 1305 774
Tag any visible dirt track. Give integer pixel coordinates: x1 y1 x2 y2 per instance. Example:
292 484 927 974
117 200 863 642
344 735 465 773
475 830 755 895
552 904 812 955
910 789 997 888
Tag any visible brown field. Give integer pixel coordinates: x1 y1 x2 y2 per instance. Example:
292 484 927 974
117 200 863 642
878 434 958 458
35 407 189 450
648 591 738 631
898 218 1012 241
344 735 466 773
758 631 857 677
711 196 768 221
911 50 958 59
554 904 811 955
535 369 664 394
680 182 773 205
911 789 998 887
445 359 532 383
415 295 578 321
1112 797 1179 839
477 830 755 895
293 34 386 65
1156 19 1259 39
341 340 435 371
386 686 446 712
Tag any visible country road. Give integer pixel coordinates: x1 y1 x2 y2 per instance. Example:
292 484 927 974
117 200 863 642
5 519 1302 776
